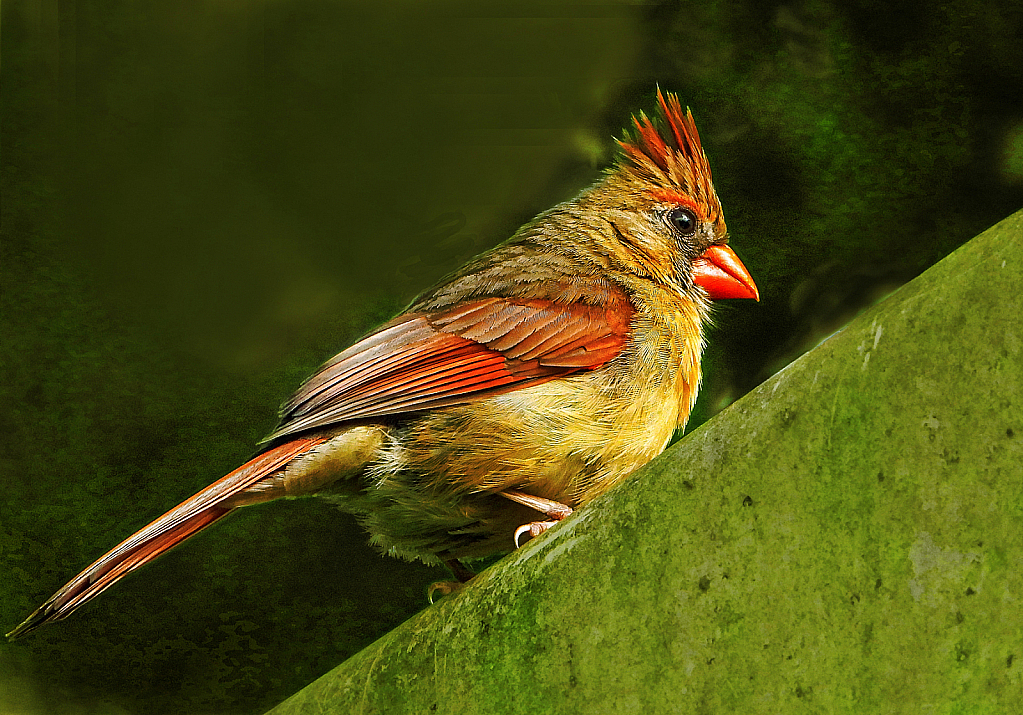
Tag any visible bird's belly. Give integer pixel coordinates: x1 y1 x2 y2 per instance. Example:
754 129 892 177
408 372 681 497
345 364 692 563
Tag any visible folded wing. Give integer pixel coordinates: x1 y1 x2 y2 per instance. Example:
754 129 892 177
265 296 634 443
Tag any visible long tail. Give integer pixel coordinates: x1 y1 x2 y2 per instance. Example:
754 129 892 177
7 435 326 639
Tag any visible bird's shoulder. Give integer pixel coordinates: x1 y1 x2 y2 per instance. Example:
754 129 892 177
409 238 631 314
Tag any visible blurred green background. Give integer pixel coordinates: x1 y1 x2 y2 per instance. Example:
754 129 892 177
2 0 1021 712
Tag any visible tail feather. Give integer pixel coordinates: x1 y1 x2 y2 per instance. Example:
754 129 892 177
7 436 325 640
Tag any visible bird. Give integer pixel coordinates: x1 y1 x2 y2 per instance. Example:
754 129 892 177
7 89 758 639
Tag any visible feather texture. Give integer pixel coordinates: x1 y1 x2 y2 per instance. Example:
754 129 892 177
265 297 634 443
617 87 724 232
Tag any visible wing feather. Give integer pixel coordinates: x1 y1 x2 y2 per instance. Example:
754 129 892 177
263 295 634 444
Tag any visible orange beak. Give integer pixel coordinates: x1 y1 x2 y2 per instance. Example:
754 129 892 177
692 245 759 301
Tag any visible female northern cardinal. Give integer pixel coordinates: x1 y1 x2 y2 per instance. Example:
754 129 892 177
8 89 757 639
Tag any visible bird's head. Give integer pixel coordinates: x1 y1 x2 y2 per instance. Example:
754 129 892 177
585 89 758 303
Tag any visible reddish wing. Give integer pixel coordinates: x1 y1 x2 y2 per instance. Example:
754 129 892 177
265 297 634 443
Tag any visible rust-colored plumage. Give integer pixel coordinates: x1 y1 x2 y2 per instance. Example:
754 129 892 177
617 90 723 232
8 89 758 639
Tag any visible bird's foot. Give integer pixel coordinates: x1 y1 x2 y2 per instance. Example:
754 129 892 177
499 490 573 548
427 580 465 604
428 559 475 604
513 519 561 547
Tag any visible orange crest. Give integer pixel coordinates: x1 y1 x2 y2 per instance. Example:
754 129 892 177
616 89 723 228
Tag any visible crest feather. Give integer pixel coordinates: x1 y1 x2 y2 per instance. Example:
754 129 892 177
616 88 722 226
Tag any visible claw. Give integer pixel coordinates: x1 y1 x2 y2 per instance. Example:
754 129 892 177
500 489 574 549
428 580 465 604
514 520 560 548
428 559 475 603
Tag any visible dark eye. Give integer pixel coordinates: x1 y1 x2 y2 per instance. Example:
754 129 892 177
667 207 698 237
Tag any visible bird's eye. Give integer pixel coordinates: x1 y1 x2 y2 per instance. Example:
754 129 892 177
667 207 698 237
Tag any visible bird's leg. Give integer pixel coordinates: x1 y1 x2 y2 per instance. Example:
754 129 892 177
428 559 475 603
428 489 572 603
445 558 476 583
500 489 574 547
